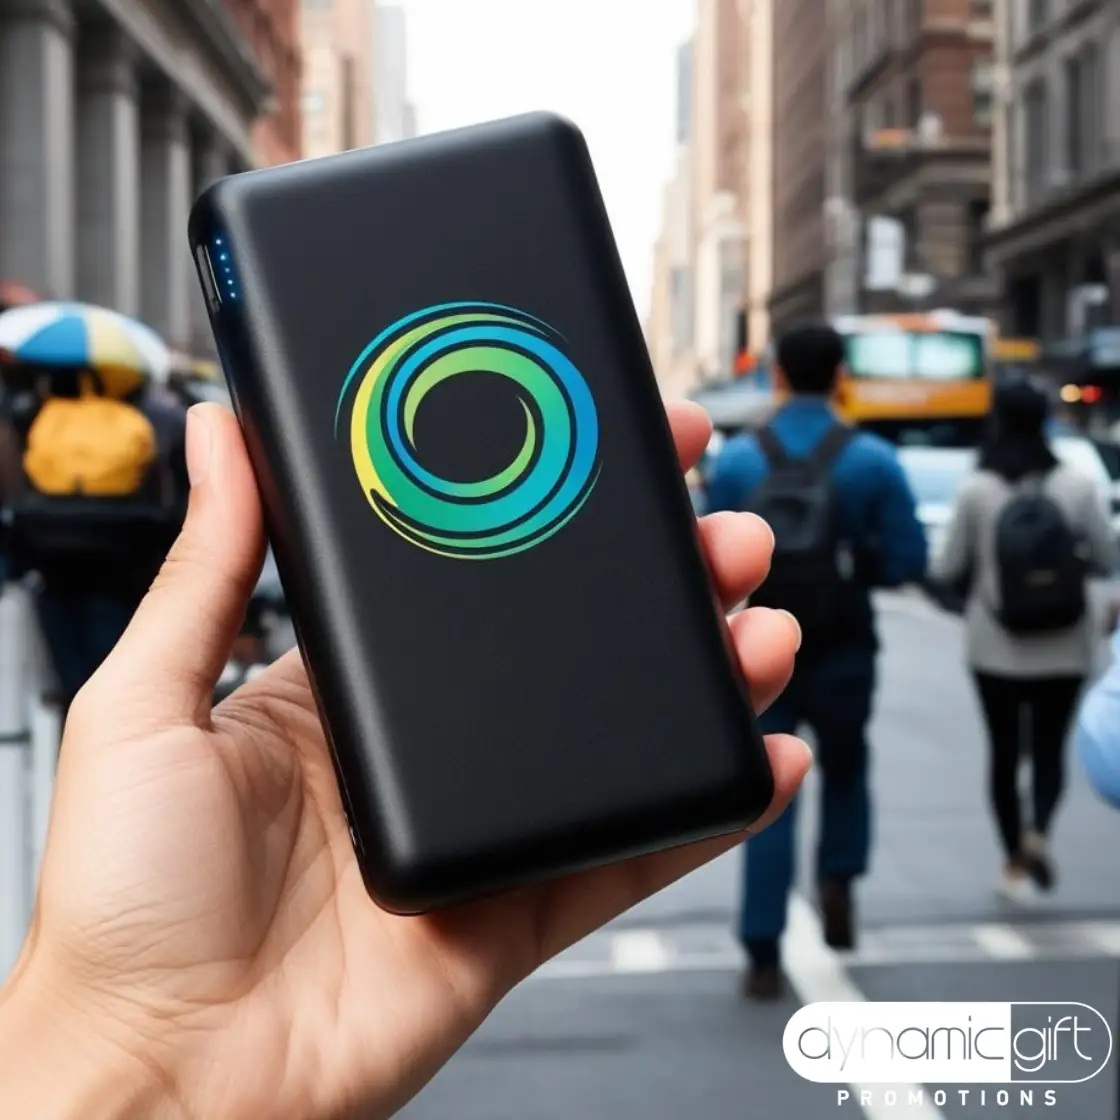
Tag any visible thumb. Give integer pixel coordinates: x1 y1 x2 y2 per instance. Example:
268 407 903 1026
74 403 266 731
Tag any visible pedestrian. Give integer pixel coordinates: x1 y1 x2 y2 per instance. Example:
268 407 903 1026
0 401 811 1118
10 362 188 713
706 322 927 999
932 375 1115 902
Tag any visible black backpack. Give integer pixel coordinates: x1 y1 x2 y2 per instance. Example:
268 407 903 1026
746 422 854 656
994 474 1086 634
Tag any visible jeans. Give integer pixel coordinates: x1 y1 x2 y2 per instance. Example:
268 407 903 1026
36 586 136 706
738 648 876 955
972 672 1083 858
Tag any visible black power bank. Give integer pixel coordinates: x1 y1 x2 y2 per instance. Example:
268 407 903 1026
188 112 773 913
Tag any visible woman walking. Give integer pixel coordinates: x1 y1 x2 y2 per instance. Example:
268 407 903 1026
933 377 1115 900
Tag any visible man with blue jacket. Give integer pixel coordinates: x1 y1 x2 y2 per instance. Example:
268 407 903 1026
706 322 927 999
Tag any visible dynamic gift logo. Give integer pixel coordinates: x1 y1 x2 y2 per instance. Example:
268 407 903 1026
335 301 601 560
783 1002 1112 1085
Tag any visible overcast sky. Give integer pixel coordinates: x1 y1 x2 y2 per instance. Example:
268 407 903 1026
398 0 695 319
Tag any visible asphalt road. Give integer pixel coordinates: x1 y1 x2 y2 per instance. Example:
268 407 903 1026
401 592 1120 1120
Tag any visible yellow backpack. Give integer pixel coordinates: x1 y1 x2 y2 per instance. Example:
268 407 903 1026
23 383 156 497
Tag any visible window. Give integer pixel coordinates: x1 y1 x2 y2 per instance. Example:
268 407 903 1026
966 199 989 275
854 8 868 71
907 77 923 127
1066 54 1084 178
1024 79 1048 205
340 55 356 150
1081 44 1100 177
971 59 994 129
909 0 923 38
300 90 324 115
1066 45 1100 181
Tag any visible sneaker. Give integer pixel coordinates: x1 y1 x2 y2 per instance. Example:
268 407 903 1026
743 964 784 1001
996 861 1037 904
1021 830 1056 892
820 878 856 951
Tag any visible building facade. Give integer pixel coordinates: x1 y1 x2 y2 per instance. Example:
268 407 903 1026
0 0 276 355
769 0 828 332
648 39 697 397
829 0 995 318
300 0 376 159
690 0 746 383
225 0 303 166
988 0 1120 341
741 0 773 352
373 4 415 145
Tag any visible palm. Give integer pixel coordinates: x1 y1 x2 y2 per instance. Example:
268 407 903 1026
16 402 808 1120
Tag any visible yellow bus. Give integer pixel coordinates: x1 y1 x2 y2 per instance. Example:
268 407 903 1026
830 311 992 427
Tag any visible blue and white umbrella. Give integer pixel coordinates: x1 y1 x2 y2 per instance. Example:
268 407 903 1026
0 301 169 398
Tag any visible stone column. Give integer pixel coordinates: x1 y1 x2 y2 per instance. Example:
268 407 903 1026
0 0 75 298
140 83 191 348
76 24 140 315
189 132 229 352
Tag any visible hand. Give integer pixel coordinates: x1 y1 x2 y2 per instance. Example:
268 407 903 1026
0 401 809 1120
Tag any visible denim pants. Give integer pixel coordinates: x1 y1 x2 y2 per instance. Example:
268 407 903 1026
738 648 876 948
36 586 136 706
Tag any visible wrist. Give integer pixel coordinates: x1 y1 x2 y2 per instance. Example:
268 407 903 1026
0 961 184 1120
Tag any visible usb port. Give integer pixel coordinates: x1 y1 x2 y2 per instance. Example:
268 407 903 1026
195 243 222 312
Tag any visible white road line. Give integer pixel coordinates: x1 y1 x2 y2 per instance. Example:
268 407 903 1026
970 924 1036 960
1084 923 1120 956
784 895 947 1120
534 953 742 982
609 930 670 974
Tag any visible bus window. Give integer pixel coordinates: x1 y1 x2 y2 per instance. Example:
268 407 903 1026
845 331 986 380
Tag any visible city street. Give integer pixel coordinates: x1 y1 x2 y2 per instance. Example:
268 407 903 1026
401 593 1120 1120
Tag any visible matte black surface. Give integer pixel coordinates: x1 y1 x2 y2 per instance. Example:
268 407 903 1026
188 113 772 912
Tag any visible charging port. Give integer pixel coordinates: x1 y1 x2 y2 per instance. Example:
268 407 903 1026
195 243 222 312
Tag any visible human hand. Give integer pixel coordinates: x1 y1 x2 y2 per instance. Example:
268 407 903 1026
0 401 809 1120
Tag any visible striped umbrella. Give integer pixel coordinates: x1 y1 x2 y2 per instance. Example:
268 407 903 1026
0 301 169 398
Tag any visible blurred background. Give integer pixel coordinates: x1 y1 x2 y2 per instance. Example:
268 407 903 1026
3 0 1120 1117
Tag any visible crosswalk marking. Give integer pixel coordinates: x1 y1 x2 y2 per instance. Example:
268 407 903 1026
784 895 946 1120
971 923 1036 959
1084 922 1120 956
530 916 1120 982
609 930 670 973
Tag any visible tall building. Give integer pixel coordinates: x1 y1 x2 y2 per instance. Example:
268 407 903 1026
769 0 828 332
828 0 995 317
0 0 275 353
690 0 746 383
300 0 376 159
987 0 1120 340
224 0 303 167
648 39 697 397
373 4 416 144
741 0 774 353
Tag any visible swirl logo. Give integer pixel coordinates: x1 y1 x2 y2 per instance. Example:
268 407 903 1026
334 301 601 560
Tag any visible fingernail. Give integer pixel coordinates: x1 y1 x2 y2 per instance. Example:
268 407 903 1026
186 405 213 487
778 609 802 651
750 513 776 550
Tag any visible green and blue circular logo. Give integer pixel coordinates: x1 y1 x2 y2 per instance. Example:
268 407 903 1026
334 301 601 560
